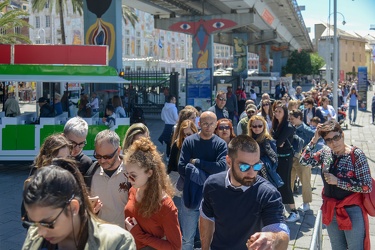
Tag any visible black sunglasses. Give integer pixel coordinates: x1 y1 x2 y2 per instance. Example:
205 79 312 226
251 124 263 129
94 148 118 160
22 194 74 229
324 133 342 143
218 125 230 131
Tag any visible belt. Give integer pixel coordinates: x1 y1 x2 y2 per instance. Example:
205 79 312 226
277 153 291 157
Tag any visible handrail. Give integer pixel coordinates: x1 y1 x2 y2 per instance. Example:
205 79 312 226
309 210 322 250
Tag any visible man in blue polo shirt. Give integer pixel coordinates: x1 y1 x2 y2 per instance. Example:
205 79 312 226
199 135 289 250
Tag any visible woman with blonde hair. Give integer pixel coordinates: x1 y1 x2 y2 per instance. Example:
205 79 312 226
124 137 182 250
288 99 300 112
122 123 150 152
247 116 278 184
168 120 198 174
214 118 236 144
171 106 197 143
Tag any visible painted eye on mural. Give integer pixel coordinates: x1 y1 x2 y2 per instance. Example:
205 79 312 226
212 22 225 29
179 23 191 30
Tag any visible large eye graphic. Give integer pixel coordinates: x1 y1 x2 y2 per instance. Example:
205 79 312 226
180 23 191 30
213 22 224 29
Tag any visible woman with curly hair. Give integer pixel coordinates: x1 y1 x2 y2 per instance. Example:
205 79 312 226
124 137 181 250
214 118 236 144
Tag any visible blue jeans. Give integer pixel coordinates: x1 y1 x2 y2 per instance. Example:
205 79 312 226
326 205 365 250
348 105 357 122
180 199 200 250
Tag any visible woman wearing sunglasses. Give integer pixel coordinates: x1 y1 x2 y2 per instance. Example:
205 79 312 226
214 118 236 144
22 159 136 250
258 100 273 132
300 120 372 250
272 103 299 222
247 116 277 183
124 137 182 250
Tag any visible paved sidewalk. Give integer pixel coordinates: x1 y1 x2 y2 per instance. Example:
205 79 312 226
1 91 375 249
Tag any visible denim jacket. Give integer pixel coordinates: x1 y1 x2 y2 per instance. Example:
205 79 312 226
295 122 315 148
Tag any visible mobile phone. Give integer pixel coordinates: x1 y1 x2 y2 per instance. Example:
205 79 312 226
89 196 99 204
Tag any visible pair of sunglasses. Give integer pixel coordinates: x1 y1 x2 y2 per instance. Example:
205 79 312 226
218 125 230 131
324 133 342 143
239 162 263 172
251 124 263 129
93 148 118 160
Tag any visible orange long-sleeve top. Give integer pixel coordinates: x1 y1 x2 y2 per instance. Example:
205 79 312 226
124 188 182 250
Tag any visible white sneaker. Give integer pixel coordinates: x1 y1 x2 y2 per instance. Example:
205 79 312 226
285 212 300 223
298 203 311 212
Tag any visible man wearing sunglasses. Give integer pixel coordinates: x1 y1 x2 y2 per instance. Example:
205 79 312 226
63 117 93 175
208 91 229 120
85 130 129 228
200 135 289 250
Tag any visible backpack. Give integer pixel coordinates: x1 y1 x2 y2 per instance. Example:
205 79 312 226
287 133 305 157
349 147 375 216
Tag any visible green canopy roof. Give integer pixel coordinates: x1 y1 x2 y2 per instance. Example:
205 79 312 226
0 64 130 83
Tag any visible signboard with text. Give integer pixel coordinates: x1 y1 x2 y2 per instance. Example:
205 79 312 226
186 68 212 111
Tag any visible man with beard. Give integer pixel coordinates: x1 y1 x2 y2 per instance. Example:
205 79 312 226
63 117 93 175
86 130 130 228
199 135 289 250
178 111 227 250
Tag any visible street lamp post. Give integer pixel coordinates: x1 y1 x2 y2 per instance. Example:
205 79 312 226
333 0 338 115
36 28 45 44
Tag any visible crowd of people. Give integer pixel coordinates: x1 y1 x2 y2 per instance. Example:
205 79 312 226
19 79 374 250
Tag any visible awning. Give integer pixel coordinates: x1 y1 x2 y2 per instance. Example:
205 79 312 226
0 75 128 83
0 64 130 83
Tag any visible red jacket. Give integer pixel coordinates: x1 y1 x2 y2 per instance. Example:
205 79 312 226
321 191 370 250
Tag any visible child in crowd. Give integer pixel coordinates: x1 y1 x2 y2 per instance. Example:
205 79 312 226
102 104 116 128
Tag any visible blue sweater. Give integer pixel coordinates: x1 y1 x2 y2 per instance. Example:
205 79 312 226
178 134 227 208
201 171 285 250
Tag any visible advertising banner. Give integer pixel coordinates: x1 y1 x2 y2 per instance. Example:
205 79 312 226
186 68 212 111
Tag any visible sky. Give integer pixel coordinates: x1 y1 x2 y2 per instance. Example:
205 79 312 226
298 0 375 40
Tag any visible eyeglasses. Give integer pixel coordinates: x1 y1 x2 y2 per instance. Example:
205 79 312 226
217 97 227 101
93 148 118 160
22 194 74 229
201 122 216 128
247 110 256 114
324 133 342 144
70 140 87 148
218 125 230 131
251 124 263 129
239 161 263 172
125 172 137 182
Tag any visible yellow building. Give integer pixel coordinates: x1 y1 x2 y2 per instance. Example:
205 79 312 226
314 23 373 81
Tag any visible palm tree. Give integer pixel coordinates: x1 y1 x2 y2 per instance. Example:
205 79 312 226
122 5 138 28
31 0 83 44
0 0 31 44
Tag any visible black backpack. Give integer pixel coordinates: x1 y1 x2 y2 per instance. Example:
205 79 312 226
287 131 305 157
